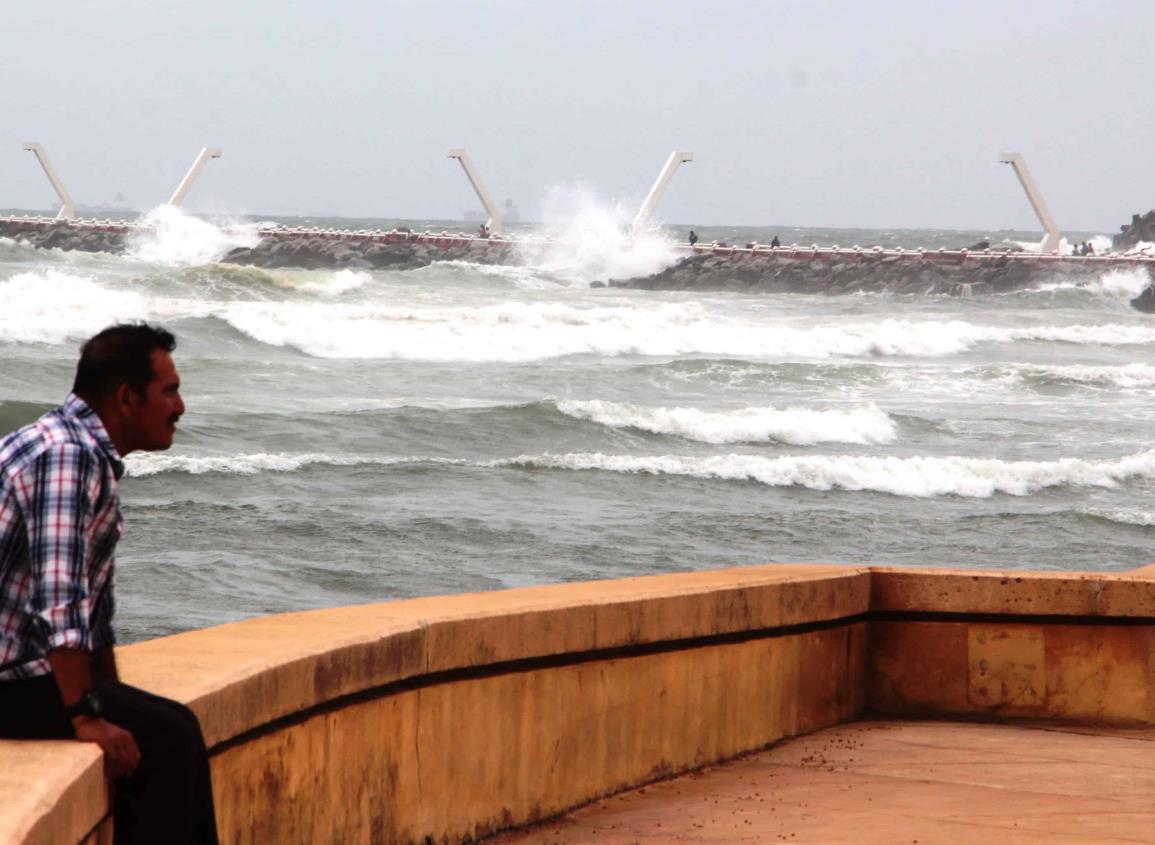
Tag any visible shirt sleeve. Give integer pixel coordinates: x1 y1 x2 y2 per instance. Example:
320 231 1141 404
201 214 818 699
89 576 117 650
18 443 100 653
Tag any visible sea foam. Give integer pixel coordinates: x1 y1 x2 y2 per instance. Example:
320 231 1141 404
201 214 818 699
1027 266 1153 298
126 205 260 266
217 301 1155 362
515 184 682 284
497 449 1155 498
556 400 898 445
127 447 1155 500
0 270 148 344
1003 362 1155 390
1096 267 1152 297
297 269 373 296
1084 509 1155 527
125 452 465 477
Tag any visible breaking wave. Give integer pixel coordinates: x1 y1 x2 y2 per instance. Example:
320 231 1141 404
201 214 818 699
127 446 1155 500
1083 509 1155 527
126 205 260 266
994 362 1155 391
296 269 373 296
126 452 465 477
1121 241 1155 257
422 260 562 290
514 184 681 284
1096 267 1152 297
0 270 148 344
556 400 898 445
0 236 43 261
499 449 1155 498
215 302 1155 362
1024 266 1153 298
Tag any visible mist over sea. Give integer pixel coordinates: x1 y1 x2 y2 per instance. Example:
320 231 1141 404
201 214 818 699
1 205 1152 643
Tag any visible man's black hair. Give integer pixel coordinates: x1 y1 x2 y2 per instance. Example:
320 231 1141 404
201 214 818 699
72 323 177 403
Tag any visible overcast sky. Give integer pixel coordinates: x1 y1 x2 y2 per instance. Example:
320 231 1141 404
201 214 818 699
3 0 1152 230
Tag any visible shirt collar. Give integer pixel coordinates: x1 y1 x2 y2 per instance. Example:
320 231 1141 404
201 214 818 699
63 393 126 479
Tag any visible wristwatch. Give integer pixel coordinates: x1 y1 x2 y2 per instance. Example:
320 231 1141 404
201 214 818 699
64 690 104 721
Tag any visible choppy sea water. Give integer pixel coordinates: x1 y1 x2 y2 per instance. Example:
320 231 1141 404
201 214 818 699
1 208 1152 643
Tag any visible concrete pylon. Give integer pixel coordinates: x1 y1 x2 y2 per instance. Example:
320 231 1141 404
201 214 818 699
998 152 1061 254
21 143 76 220
168 148 222 207
447 148 501 236
631 151 693 238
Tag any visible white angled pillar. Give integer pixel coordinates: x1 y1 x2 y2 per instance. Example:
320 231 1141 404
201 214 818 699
631 151 693 238
447 148 502 235
21 142 76 220
168 147 222 207
998 152 1061 254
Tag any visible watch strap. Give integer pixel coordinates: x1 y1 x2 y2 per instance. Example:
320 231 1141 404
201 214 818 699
64 690 103 720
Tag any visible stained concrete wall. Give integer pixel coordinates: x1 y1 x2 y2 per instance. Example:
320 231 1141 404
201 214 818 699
868 568 1155 723
2 563 1154 844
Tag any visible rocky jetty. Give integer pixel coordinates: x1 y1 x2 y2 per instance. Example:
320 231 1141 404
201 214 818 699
1114 210 1155 251
5 218 1154 308
0 218 520 271
616 250 1118 296
221 235 516 271
0 218 128 253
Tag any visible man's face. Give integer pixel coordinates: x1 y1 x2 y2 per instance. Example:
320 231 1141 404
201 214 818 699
127 349 184 452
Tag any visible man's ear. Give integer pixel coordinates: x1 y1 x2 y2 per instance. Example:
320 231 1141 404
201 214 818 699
114 383 139 411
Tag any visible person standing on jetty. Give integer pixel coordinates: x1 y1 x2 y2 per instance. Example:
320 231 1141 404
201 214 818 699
0 324 218 845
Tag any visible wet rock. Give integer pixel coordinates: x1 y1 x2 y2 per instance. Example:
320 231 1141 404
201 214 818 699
1132 284 1155 313
1115 210 1155 250
0 220 128 254
623 250 1147 298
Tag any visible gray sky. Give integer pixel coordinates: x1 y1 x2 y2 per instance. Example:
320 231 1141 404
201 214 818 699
3 0 1152 230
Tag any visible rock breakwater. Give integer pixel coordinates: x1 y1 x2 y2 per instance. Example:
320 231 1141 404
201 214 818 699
615 249 1141 296
0 218 128 253
4 217 1154 307
221 233 516 271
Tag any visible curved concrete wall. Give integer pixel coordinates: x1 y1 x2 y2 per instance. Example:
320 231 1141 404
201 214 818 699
2 563 1154 844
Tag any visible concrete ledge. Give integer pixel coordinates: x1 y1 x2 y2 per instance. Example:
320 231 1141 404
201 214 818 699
3 562 1155 843
872 567 1155 617
0 742 106 845
115 564 869 749
867 568 1155 725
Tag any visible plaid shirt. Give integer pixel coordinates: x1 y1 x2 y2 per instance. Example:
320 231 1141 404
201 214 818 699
0 394 124 680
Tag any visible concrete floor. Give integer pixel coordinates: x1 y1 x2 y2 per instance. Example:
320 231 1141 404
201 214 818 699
490 720 1155 844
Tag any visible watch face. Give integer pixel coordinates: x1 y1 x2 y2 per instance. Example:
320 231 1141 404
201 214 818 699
83 691 103 718
69 691 104 719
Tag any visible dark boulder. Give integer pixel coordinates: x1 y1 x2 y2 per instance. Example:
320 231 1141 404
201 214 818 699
1114 210 1155 250
1132 284 1155 313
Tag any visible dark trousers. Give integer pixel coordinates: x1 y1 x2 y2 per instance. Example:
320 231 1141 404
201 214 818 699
0 674 219 845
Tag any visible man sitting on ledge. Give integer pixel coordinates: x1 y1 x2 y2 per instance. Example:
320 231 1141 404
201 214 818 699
0 323 218 845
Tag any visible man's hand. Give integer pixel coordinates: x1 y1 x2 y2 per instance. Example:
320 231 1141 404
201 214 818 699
73 717 140 779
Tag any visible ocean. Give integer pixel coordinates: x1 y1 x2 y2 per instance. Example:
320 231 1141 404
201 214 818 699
1 206 1152 643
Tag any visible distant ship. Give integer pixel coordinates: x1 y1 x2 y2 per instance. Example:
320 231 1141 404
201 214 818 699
77 192 135 217
465 198 520 224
